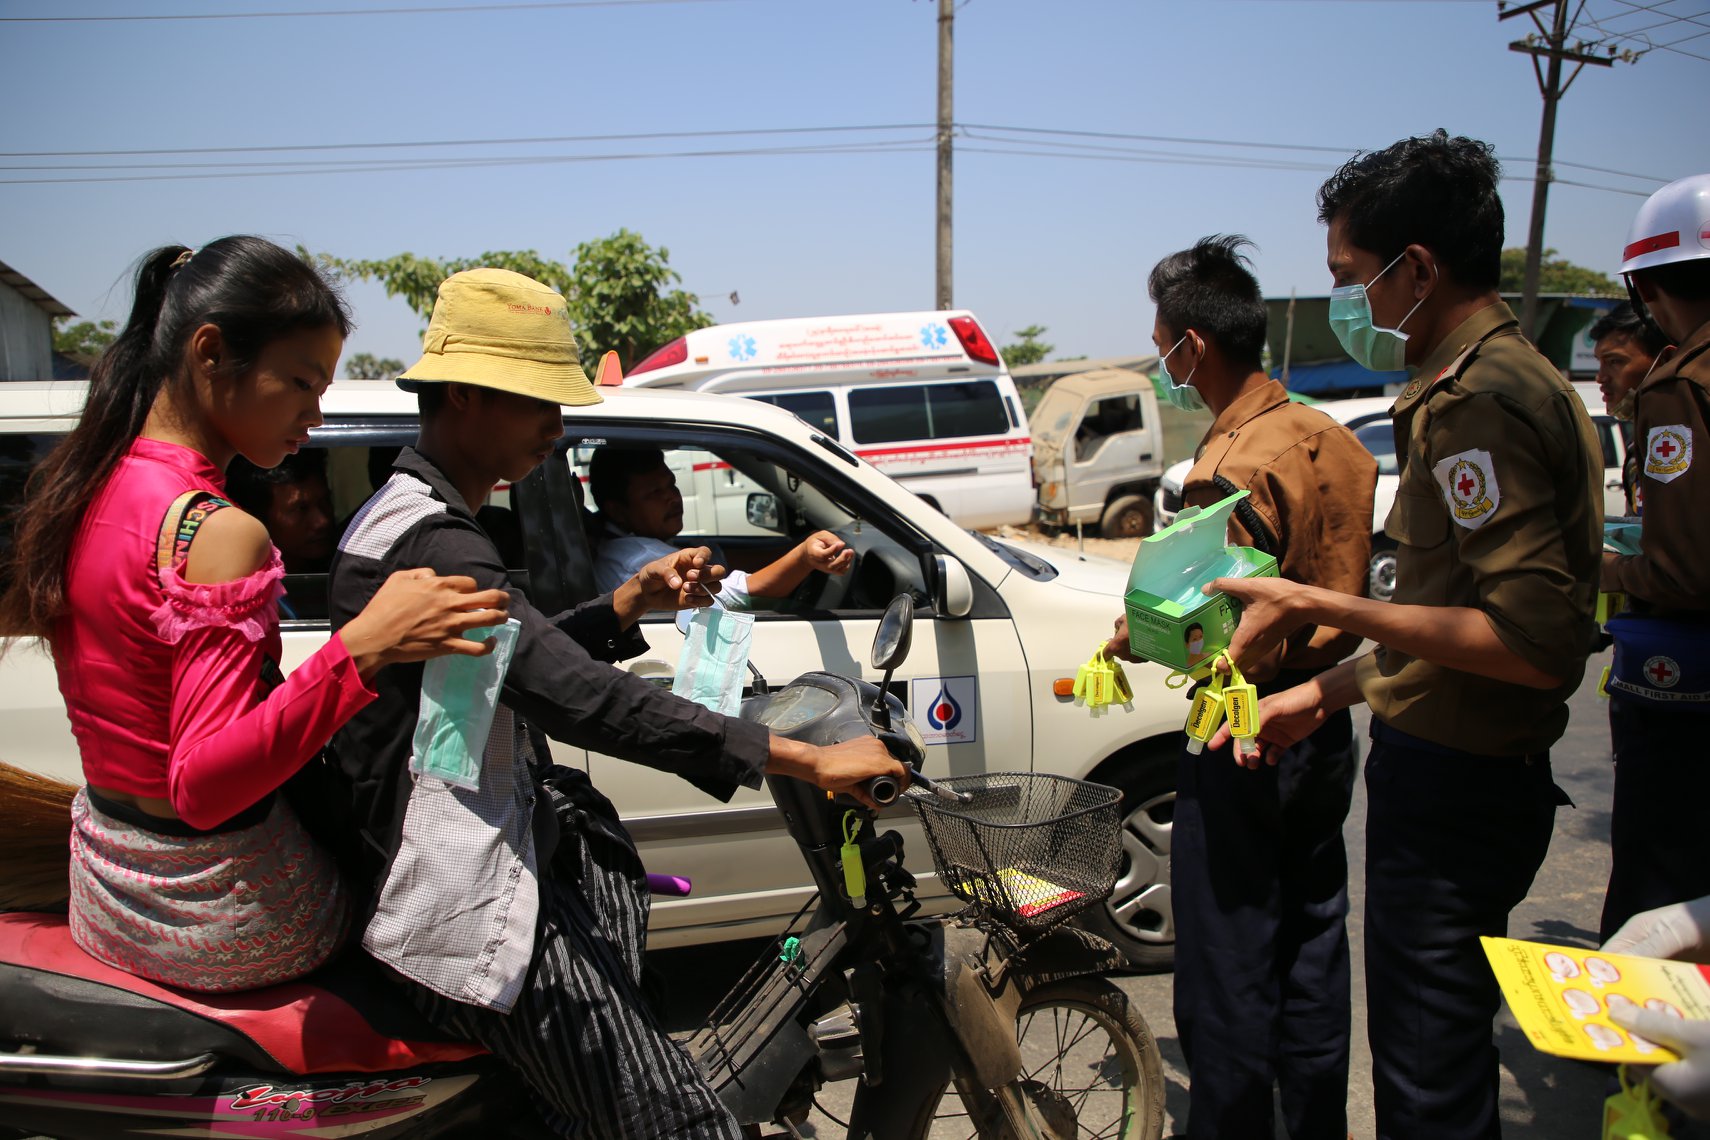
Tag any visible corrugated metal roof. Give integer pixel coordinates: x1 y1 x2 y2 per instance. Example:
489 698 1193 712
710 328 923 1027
0 259 74 319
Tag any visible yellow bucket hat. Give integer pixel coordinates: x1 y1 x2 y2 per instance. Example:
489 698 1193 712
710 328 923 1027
396 267 600 407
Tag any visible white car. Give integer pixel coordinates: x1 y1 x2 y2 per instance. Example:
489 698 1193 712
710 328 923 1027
0 380 1189 967
1152 389 1627 602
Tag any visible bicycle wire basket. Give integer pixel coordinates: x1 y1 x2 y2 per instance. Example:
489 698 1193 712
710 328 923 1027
909 772 1122 936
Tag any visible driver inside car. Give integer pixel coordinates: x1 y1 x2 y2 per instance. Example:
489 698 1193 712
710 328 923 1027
314 268 905 1140
588 444 854 610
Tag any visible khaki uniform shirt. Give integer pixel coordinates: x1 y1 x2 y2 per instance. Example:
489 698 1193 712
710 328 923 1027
1354 301 1602 755
1183 379 1376 677
1604 318 1710 617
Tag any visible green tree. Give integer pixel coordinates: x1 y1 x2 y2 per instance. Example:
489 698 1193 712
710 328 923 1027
345 352 405 381
1499 248 1619 295
564 229 710 370
313 230 710 371
1001 324 1054 368
52 318 117 359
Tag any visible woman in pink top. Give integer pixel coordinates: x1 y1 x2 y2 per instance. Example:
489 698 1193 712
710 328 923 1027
0 237 509 992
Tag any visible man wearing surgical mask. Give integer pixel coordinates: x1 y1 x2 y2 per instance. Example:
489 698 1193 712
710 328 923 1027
1107 236 1374 1140
1203 132 1603 1139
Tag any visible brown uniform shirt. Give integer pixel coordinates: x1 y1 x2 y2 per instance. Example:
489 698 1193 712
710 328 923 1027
1183 378 1377 676
1605 317 1710 617
1354 301 1602 755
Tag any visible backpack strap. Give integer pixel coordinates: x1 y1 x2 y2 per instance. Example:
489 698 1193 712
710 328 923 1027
155 489 233 579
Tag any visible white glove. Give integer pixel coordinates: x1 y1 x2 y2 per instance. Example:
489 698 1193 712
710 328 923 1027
1609 1005 1710 1120
1603 895 1710 962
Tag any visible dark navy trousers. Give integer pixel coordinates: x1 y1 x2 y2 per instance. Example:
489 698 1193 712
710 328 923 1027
1363 722 1563 1140
1601 696 1710 941
1172 686 1357 1140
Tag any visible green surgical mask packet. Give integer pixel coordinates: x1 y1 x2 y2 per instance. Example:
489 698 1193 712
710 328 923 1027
674 606 754 716
410 618 522 791
1122 490 1278 672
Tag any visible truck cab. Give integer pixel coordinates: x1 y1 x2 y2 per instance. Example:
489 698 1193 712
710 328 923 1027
1031 369 1166 537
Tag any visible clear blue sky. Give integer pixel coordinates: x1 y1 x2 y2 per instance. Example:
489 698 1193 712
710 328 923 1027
2 0 1705 369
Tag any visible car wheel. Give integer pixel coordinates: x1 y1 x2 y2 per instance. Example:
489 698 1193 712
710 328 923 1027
1368 539 1398 603
1100 495 1154 539
1077 743 1176 972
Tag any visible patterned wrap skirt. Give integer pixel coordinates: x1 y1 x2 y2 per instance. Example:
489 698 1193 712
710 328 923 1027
67 787 351 993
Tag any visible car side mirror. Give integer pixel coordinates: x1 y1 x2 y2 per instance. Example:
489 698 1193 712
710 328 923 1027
932 554 974 619
746 492 781 530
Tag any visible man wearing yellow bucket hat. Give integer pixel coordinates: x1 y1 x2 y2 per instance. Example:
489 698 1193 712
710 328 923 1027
316 268 905 1138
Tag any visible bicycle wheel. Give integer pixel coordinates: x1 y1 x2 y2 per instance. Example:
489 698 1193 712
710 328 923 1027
914 975 1164 1140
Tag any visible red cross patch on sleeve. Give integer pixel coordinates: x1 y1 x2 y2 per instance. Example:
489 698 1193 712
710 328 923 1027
1644 424 1693 484
1432 448 1501 530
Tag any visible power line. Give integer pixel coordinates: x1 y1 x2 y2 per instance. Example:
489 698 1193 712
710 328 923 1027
1579 0 1710 59
0 117 1672 195
961 122 1359 156
0 0 742 23
0 141 935 186
0 123 935 160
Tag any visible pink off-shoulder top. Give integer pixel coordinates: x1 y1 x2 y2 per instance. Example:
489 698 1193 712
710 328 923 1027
53 437 374 830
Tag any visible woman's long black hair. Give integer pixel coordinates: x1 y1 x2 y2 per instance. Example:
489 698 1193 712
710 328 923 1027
0 236 351 638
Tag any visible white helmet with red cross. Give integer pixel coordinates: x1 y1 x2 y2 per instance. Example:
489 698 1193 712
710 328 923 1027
1620 174 1710 277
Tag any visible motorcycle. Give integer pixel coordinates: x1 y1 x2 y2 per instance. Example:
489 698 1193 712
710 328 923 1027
0 595 1164 1139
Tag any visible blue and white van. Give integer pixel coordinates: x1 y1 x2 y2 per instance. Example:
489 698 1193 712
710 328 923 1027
621 311 1034 530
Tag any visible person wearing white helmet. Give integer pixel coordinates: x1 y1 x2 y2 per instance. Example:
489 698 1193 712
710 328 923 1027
1599 173 1710 946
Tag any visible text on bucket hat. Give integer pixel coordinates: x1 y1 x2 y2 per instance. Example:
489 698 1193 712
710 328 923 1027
397 267 601 407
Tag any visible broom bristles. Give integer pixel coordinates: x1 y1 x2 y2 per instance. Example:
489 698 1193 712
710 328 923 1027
0 759 77 912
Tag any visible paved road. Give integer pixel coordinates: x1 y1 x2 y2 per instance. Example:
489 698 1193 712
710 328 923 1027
652 648 1632 1138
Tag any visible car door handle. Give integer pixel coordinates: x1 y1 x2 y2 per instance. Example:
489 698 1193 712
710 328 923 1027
1606 478 1623 490
1139 452 1153 462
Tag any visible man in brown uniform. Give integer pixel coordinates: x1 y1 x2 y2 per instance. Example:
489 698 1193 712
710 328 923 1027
1599 173 1710 945
1208 133 1602 1139
1106 235 1375 1140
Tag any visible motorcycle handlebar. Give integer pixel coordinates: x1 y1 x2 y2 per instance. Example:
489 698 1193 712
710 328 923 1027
866 774 902 806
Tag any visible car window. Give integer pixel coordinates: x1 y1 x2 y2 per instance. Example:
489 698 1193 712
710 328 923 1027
286 438 528 627
569 431 933 616
1594 419 1620 469
746 390 838 436
848 380 1007 444
0 433 59 596
1353 420 1400 477
1074 394 1143 461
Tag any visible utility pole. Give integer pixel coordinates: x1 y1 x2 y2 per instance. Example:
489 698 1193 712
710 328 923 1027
936 0 954 310
1499 0 1620 338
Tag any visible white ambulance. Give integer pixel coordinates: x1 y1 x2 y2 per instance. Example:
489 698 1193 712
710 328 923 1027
620 310 1034 530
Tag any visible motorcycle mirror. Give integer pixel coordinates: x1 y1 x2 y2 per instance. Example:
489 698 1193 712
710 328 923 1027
869 595 914 733
870 594 915 673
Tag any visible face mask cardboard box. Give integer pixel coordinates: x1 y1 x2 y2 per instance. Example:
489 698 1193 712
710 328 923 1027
1123 490 1278 672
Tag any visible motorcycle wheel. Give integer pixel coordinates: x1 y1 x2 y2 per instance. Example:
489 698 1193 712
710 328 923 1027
912 975 1165 1140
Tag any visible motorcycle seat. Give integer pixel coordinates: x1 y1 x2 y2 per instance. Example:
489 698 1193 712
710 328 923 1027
0 911 486 1076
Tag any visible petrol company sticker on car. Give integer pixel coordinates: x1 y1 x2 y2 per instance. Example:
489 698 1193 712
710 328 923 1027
1432 448 1502 530
909 676 978 746
1644 424 1693 483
